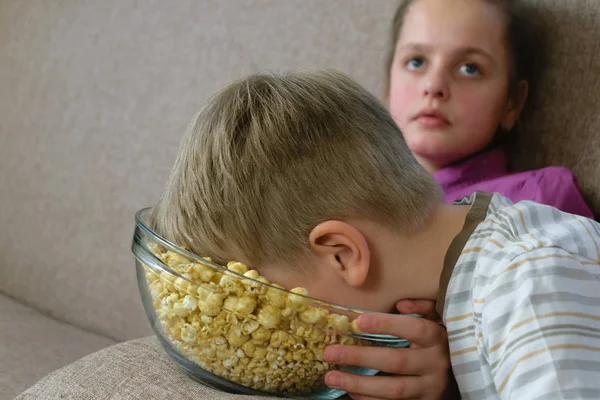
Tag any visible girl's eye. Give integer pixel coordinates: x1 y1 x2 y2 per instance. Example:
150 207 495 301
406 57 425 71
459 63 480 77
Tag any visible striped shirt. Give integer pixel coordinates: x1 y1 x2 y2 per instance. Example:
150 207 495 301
437 191 600 399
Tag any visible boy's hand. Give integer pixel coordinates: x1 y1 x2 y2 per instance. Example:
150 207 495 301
323 302 456 399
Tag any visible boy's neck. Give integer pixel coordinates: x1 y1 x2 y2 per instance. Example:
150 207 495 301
375 201 472 304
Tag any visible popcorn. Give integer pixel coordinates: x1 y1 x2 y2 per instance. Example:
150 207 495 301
144 242 364 395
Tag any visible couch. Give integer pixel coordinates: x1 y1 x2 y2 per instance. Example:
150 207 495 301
1 0 598 399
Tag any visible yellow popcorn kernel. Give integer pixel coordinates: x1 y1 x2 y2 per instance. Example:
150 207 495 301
241 319 260 335
286 287 310 309
223 296 239 312
193 263 216 282
213 335 227 346
200 315 214 324
350 319 362 333
252 347 267 360
312 347 325 361
283 352 294 363
211 271 224 285
180 268 194 279
235 296 257 316
305 329 325 344
278 318 291 332
165 251 190 268
149 281 165 300
196 284 214 302
290 319 308 336
299 307 329 327
187 283 199 294
199 302 221 317
227 261 249 275
160 293 179 307
198 325 211 337
324 332 338 345
205 292 226 307
265 349 278 364
227 326 250 348
161 271 177 284
226 312 239 326
223 355 239 369
147 241 163 256
328 313 349 332
201 346 217 360
219 275 245 297
280 307 295 319
172 300 192 317
257 305 281 329
339 336 356 346
182 295 198 311
269 330 289 348
254 276 270 295
180 323 197 343
251 326 272 343
145 268 159 283
236 348 246 359
216 348 230 361
252 366 269 377
243 269 260 283
264 285 287 308
241 341 256 357
214 311 228 323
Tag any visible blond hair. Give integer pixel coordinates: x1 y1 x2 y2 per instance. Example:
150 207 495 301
150 70 441 269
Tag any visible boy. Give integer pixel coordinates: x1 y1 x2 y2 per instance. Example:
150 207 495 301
150 70 600 399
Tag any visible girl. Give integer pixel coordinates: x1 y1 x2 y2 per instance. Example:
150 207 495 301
386 0 594 219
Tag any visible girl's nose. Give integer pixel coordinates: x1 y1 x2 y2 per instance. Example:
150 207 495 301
423 71 449 101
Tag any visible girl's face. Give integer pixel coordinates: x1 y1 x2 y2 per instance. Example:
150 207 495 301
389 0 524 172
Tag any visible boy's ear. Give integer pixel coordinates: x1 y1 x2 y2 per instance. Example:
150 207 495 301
501 79 529 130
308 221 370 288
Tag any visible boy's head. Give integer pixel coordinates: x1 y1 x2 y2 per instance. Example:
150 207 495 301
151 70 442 311
383 0 541 172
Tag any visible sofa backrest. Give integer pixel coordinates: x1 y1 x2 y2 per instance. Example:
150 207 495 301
0 0 598 341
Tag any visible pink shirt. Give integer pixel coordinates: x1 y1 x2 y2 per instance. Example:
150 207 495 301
433 147 595 219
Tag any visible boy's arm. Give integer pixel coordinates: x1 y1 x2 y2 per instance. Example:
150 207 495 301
481 251 600 399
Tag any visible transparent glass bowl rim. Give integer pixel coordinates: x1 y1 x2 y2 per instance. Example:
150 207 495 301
134 207 419 341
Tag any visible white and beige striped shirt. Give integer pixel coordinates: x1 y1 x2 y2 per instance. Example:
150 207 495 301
437 191 600 399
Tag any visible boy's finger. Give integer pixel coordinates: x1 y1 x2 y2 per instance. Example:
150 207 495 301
324 345 425 375
325 371 424 399
395 299 440 320
356 313 445 347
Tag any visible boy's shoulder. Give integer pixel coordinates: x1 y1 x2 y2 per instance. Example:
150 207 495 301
458 191 600 270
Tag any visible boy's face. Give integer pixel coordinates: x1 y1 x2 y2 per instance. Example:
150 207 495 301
388 0 514 171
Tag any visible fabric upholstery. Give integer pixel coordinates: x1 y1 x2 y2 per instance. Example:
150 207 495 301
510 0 600 214
0 294 115 399
15 336 309 400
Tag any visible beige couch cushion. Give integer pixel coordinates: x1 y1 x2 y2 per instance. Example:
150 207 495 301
511 0 600 215
1 294 116 400
15 336 347 400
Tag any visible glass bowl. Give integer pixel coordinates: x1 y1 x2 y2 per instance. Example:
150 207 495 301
132 208 413 399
